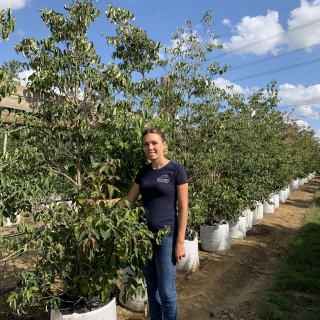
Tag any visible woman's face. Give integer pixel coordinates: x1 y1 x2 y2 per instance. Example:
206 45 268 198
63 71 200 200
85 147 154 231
142 133 167 161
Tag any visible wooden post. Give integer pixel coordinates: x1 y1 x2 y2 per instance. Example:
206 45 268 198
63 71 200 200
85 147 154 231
3 133 7 156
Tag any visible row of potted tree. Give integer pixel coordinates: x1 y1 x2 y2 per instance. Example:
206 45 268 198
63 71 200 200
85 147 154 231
0 1 319 319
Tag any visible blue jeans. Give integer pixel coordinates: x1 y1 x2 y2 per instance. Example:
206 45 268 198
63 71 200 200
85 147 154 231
141 236 177 320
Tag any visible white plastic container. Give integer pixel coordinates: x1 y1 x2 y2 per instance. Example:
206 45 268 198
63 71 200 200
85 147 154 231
252 202 263 225
279 190 286 204
229 217 245 239
200 221 231 252
284 186 290 200
272 193 280 209
50 297 117 320
3 217 12 226
176 235 200 273
119 267 147 312
242 209 253 229
263 195 275 214
290 179 299 191
239 216 247 237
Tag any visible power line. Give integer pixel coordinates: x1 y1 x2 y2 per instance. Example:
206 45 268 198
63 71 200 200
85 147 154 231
277 101 320 109
289 114 320 120
243 83 320 94
230 57 320 82
229 43 320 71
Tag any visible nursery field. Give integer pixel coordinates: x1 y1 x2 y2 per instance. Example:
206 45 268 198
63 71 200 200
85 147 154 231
0 176 319 320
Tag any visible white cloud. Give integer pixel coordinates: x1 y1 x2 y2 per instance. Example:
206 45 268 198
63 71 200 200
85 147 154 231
17 30 24 36
214 79 320 120
0 0 30 10
158 47 165 60
285 0 320 51
295 119 309 128
213 77 258 95
221 11 285 56
18 70 34 86
315 128 320 138
167 30 200 52
221 0 320 57
294 105 320 119
222 19 231 27
278 83 320 120
278 83 320 105
278 83 320 115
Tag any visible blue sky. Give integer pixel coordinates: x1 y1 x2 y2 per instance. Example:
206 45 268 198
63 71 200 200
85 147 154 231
1 0 320 137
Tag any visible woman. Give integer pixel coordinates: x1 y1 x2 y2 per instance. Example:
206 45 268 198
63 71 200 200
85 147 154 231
127 128 188 320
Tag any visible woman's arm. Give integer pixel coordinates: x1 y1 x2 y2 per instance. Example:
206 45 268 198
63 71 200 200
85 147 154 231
126 182 140 204
175 182 189 263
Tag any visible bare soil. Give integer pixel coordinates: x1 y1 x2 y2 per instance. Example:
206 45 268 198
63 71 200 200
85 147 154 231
1 176 319 320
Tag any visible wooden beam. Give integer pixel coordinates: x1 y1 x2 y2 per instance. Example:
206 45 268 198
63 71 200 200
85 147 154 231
0 84 49 112
0 111 25 125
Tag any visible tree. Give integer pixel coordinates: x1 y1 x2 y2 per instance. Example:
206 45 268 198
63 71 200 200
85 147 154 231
0 8 18 101
153 11 230 224
0 0 166 313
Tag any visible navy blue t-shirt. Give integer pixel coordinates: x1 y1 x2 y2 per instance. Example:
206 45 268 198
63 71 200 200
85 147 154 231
134 161 188 235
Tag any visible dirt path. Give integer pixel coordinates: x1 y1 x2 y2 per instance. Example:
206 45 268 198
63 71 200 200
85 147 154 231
118 176 320 320
1 176 319 320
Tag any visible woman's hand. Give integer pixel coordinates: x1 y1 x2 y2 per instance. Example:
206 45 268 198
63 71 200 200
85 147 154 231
175 241 186 263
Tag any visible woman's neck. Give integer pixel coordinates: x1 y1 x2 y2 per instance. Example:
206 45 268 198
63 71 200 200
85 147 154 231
150 157 170 170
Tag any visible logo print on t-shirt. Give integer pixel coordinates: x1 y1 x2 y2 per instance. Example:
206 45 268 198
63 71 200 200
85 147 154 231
157 175 169 183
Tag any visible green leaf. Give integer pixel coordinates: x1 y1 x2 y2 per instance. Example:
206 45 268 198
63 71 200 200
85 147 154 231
100 228 111 241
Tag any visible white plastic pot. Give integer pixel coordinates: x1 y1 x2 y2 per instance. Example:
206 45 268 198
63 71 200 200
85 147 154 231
119 267 147 312
272 193 280 209
229 216 246 239
284 186 290 200
252 202 263 225
177 235 200 273
279 190 286 204
200 221 230 252
239 216 247 236
263 195 274 214
50 297 117 320
290 179 299 191
298 178 305 186
242 209 253 229
3 217 12 227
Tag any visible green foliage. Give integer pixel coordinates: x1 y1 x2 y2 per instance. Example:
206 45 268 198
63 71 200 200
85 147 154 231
105 3 166 114
0 8 15 41
0 1 320 313
155 12 320 224
0 9 18 101
0 0 165 314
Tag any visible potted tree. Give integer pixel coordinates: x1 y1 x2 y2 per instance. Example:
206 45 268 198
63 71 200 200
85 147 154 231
0 1 166 318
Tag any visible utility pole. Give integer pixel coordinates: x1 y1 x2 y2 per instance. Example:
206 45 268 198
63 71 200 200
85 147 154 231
159 76 169 115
